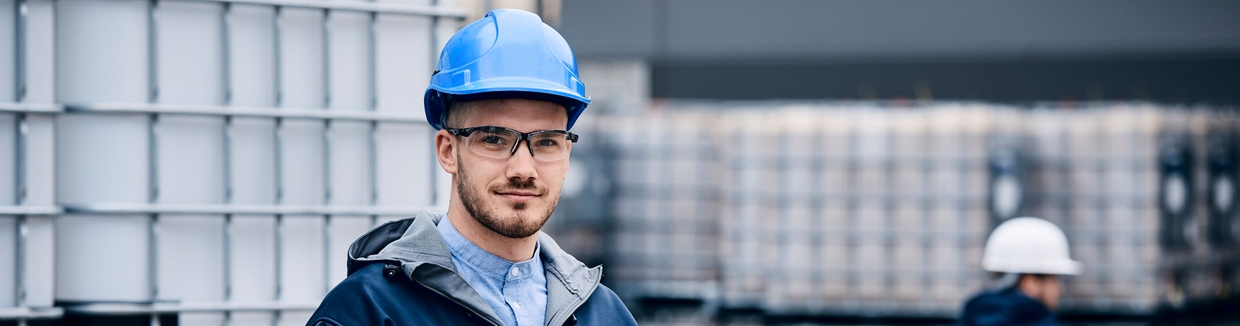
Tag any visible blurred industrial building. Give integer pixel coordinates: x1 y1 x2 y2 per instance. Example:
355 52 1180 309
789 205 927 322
1 1 1239 326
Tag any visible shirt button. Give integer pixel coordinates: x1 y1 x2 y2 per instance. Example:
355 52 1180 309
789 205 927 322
510 267 520 276
511 302 521 310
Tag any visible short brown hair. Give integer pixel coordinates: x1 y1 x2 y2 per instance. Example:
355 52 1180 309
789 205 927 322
443 100 471 129
443 98 568 129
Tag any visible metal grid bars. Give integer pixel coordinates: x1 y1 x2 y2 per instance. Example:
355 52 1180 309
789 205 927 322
1019 106 1163 314
50 1 459 324
765 109 826 314
715 109 775 310
603 102 1185 318
708 105 991 317
594 104 994 317
1 0 62 323
919 105 990 315
1154 108 1240 314
605 111 722 307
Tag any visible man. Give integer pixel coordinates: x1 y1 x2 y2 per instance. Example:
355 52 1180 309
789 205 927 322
959 217 1082 326
308 9 637 326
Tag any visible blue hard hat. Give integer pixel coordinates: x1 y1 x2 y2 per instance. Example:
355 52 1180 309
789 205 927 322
424 9 589 130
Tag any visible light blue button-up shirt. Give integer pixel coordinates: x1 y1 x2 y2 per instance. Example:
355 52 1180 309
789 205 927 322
438 217 547 326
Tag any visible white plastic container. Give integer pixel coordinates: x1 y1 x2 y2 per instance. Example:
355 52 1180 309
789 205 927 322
44 1 459 324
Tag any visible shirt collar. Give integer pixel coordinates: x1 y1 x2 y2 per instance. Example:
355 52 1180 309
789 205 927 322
438 216 542 281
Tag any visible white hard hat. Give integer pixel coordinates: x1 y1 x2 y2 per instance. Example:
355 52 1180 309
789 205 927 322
982 217 1081 275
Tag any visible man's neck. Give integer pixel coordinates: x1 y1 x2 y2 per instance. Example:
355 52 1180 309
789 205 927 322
445 209 539 262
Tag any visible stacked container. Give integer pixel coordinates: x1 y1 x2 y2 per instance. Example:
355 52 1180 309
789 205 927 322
1019 105 1163 313
606 102 1189 321
0 1 462 325
1156 108 1240 320
716 104 993 317
606 110 722 313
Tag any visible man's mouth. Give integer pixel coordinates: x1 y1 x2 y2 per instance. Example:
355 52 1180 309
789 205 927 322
494 190 541 202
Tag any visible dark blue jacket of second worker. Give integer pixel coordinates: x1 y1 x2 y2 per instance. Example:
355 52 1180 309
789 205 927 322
958 287 1059 326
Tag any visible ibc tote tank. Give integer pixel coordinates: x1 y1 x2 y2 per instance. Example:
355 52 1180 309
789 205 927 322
51 1 459 325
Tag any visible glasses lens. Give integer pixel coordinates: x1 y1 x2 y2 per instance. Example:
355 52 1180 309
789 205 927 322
530 132 571 161
465 128 518 158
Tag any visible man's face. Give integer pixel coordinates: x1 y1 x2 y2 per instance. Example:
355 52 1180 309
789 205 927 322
1039 274 1062 310
447 99 570 239
1020 274 1063 311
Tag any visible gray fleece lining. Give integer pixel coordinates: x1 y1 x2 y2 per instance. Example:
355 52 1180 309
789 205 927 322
537 232 602 326
368 212 500 325
372 212 455 269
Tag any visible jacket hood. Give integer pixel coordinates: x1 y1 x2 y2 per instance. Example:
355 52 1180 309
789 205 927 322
344 211 602 326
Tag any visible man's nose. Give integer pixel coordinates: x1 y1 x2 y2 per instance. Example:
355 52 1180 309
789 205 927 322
506 140 538 179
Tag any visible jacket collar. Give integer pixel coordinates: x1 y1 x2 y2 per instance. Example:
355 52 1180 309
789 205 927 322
536 227 603 326
346 211 602 326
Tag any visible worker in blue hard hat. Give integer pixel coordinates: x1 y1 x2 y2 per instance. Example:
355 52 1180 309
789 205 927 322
309 9 637 326
958 217 1082 326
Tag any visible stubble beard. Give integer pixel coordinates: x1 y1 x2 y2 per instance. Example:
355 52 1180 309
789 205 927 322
456 154 559 239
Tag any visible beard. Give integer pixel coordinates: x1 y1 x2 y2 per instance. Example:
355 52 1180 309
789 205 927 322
456 154 559 239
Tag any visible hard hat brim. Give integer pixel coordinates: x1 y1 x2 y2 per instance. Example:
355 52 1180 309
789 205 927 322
425 78 590 131
982 258 1082 275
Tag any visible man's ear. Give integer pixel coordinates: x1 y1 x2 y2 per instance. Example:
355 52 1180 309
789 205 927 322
436 129 458 175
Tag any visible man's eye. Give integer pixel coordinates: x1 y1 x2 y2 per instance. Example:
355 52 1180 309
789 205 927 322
535 138 560 147
480 135 507 145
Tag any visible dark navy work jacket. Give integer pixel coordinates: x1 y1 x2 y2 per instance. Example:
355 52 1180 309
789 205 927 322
958 287 1059 326
307 213 638 326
